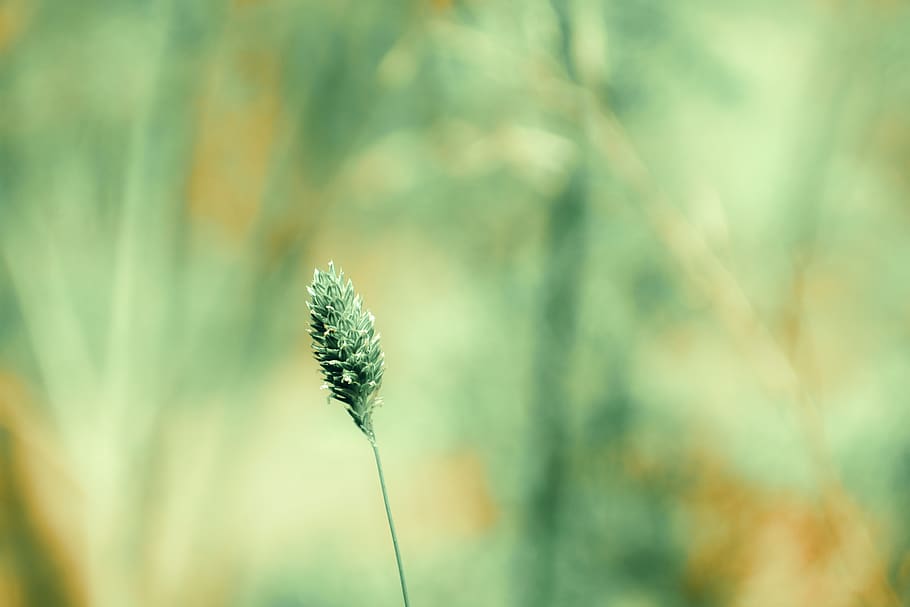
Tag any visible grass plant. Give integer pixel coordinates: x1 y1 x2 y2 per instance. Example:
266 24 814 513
307 262 411 607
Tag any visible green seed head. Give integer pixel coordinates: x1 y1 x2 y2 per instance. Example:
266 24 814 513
307 261 385 439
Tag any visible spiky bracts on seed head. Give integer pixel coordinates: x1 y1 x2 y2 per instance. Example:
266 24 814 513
307 262 385 439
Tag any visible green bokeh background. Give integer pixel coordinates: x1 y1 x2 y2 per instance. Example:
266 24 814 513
1 1 910 606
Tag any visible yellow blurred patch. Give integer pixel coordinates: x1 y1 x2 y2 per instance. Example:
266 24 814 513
0 372 85 607
0 0 27 55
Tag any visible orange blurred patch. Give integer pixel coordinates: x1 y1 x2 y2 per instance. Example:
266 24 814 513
405 450 498 545
684 452 898 607
187 43 286 244
867 110 910 196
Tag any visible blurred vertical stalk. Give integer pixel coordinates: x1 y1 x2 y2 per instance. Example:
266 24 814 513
515 166 588 607
513 3 588 605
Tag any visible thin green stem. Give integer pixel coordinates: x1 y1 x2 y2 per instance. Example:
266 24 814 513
371 438 411 607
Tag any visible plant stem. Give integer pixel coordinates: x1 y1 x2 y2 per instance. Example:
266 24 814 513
371 438 411 607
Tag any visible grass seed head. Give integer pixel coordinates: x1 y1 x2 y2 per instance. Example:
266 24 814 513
307 261 385 439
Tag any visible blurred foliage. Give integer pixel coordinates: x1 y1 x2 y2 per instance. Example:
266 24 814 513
2 0 910 606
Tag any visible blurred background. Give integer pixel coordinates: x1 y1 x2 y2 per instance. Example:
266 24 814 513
1 0 910 605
